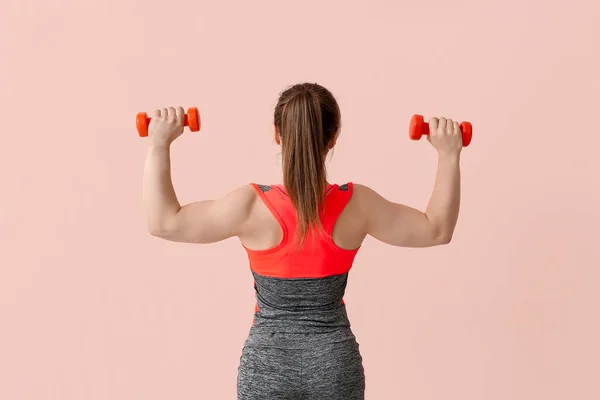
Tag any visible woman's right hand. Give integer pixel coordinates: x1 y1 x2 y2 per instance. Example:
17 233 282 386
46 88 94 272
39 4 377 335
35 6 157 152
427 117 463 156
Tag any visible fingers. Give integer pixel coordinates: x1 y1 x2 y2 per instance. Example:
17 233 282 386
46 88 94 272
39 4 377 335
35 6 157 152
152 106 184 122
429 116 460 135
175 106 185 123
445 118 454 135
429 117 439 132
167 107 177 121
426 115 464 153
438 117 447 134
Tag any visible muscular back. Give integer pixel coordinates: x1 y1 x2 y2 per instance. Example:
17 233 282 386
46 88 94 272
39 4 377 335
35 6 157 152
150 181 450 249
240 183 368 252
239 182 448 251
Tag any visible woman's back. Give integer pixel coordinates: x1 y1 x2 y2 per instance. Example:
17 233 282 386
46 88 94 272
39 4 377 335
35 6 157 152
240 182 360 332
240 182 366 254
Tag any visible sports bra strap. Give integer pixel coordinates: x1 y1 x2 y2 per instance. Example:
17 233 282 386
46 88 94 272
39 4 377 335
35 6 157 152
250 182 353 241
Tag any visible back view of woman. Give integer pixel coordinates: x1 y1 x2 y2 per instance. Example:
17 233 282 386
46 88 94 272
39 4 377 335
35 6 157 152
143 82 463 399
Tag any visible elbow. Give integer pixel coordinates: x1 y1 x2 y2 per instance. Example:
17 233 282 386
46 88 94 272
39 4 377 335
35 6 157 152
437 230 454 245
148 223 170 238
438 234 452 245
147 214 181 240
425 216 455 246
432 226 453 246
148 226 163 237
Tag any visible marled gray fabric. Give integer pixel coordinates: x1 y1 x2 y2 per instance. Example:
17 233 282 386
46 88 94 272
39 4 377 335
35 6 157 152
237 271 365 399
250 271 353 334
237 332 365 399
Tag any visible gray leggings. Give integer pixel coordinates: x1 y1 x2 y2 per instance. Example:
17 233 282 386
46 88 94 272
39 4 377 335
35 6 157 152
237 334 365 399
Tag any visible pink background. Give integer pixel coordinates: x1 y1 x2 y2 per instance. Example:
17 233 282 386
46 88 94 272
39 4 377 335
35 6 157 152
1 0 599 399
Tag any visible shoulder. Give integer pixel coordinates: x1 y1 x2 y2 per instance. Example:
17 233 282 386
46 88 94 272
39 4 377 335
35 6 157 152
335 182 372 213
351 182 387 198
225 183 258 198
346 182 387 212
217 184 259 213
348 182 375 201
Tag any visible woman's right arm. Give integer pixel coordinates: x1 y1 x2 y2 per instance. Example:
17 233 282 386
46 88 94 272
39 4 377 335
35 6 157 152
356 116 463 248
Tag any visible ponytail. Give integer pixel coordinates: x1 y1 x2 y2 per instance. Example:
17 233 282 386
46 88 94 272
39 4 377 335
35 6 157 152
274 83 341 252
281 90 327 251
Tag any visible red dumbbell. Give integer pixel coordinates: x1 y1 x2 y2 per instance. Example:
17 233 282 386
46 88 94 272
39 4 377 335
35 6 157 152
136 107 201 137
409 114 472 147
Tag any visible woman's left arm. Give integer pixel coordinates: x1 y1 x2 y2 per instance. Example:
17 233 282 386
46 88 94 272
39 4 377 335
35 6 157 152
142 106 256 244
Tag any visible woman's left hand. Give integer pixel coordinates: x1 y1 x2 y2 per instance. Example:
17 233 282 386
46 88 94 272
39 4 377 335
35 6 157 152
148 106 185 147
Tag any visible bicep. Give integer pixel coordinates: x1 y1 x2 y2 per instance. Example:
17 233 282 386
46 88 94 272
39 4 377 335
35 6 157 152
156 185 256 244
355 184 446 248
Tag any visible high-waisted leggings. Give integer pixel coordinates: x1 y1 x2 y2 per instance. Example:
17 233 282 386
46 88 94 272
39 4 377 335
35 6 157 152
237 331 365 399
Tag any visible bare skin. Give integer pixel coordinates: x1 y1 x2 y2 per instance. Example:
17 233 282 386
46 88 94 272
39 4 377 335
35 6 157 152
143 106 462 250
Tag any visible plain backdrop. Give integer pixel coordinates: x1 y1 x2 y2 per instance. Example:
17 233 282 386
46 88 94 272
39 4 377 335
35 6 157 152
1 0 599 399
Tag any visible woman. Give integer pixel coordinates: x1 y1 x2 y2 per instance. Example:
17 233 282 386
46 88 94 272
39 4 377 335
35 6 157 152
143 82 463 399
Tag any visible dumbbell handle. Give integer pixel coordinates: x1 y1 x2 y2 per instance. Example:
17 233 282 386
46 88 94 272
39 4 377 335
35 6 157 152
410 114 473 147
136 107 200 137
